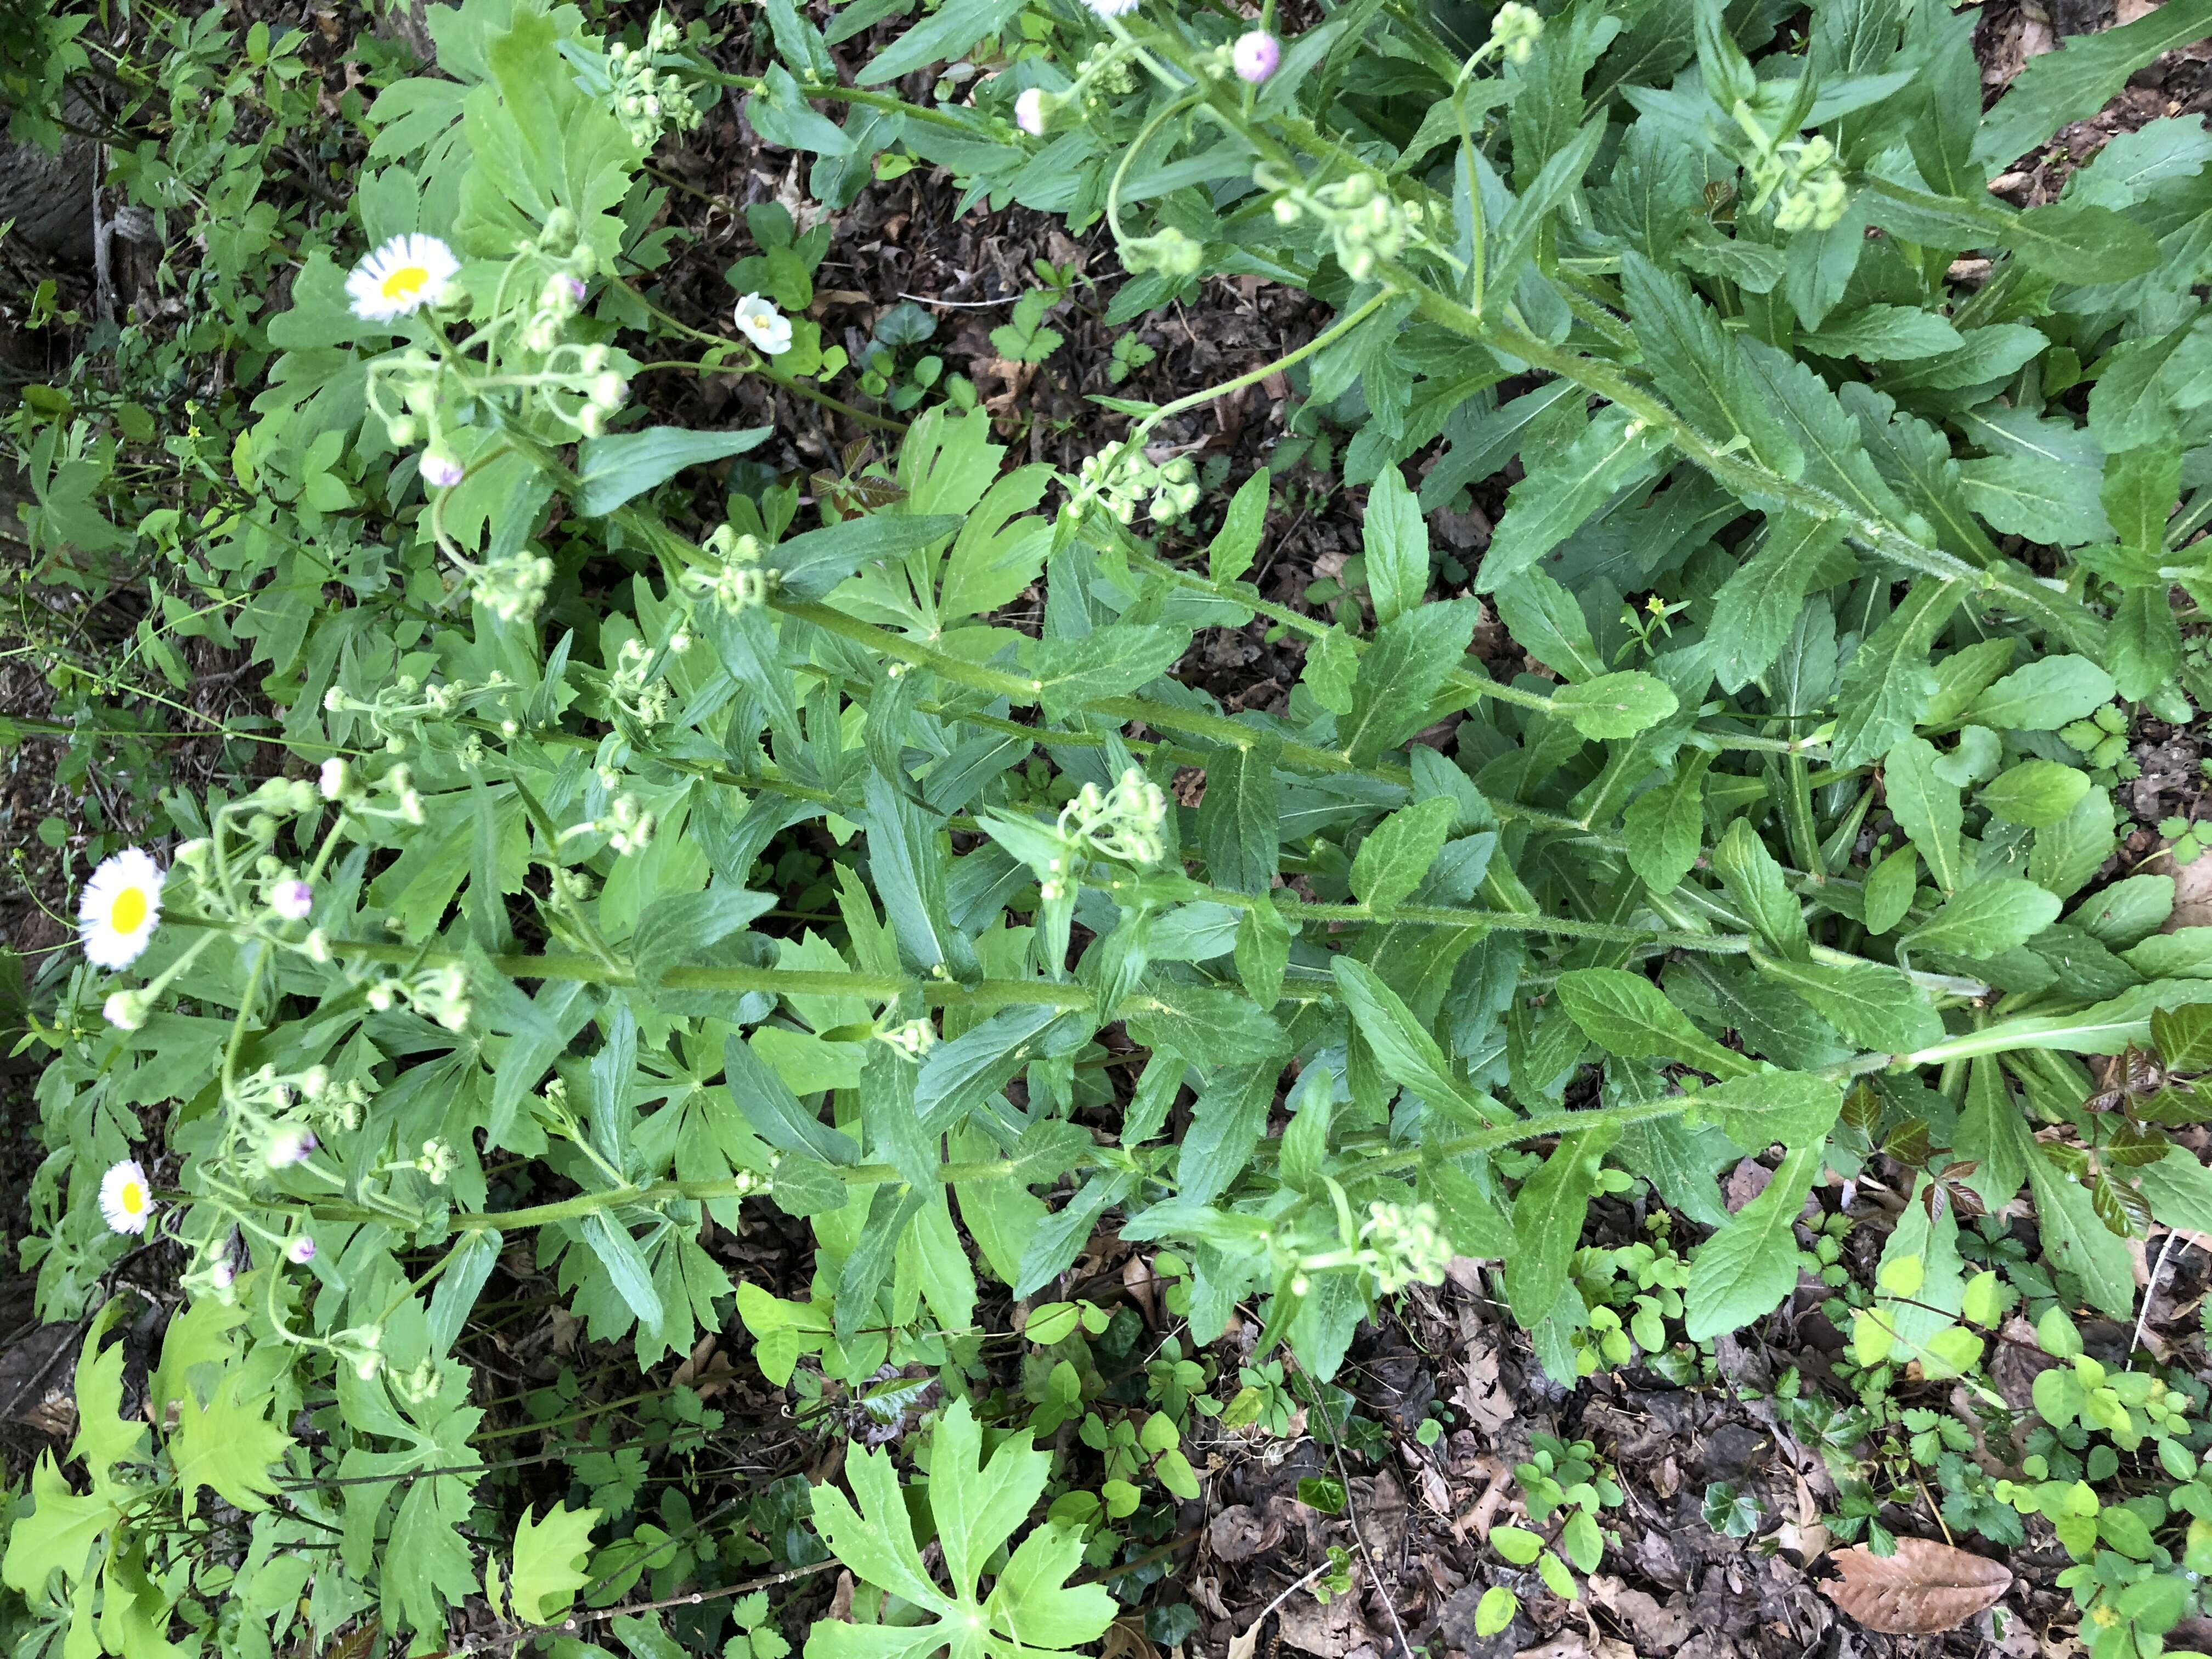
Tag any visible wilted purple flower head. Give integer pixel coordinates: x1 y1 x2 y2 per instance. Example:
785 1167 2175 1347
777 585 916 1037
1233 30 1280 83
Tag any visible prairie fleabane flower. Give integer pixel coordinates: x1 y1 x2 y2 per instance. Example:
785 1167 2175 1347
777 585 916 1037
346 234 460 321
99 1159 155 1235
732 293 794 356
80 848 165 969
1232 31 1279 83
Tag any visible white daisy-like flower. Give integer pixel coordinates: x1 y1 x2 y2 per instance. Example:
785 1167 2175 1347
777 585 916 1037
732 293 794 356
99 1159 155 1235
80 848 165 970
345 234 460 322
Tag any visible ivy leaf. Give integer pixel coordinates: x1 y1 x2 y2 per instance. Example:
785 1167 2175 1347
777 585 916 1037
511 1504 602 1624
1684 1146 1820 1340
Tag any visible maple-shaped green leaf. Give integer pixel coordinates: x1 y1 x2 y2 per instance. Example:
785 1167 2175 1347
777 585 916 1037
806 1399 1114 1659
71 1299 145 1491
510 1503 601 1624
0 1454 122 1599
169 1370 292 1517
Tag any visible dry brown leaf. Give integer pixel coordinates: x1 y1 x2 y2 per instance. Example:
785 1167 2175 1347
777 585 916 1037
1823 1538 2011 1634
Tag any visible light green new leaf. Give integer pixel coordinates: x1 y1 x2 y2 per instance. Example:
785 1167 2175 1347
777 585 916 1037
1623 749 1711 895
1830 579 1962 768
1362 466 1428 627
1209 468 1271 585
1550 671 1679 740
1884 737 1963 895
1712 817 1809 961
1351 796 1457 911
1476 408 1669 592
1554 968 1754 1079
574 427 773 516
1 1455 121 1596
1751 952 1945 1054
511 1504 601 1624
1707 510 1850 694
1684 1146 1820 1340
1508 1125 1620 1328
1334 958 1499 1128
1901 877 2061 957
170 1372 294 1518
1684 1070 1844 1152
1979 761 2092 827
1967 656 2116 731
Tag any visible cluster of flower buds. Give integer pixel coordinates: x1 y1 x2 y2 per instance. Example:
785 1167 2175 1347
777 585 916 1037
366 961 472 1032
1489 1 1543 64
1074 447 1201 526
328 1325 383 1381
1119 224 1206 280
1058 766 1171 869
474 549 558 623
1358 1201 1454 1294
690 526 775 613
324 673 517 760
1268 170 1422 283
411 1138 459 1186
876 1017 939 1060
557 792 656 857
1731 109 1849 233
608 15 704 145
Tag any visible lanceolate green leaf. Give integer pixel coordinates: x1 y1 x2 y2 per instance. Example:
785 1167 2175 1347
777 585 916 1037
1684 1146 1819 1341
1508 1125 1620 1328
1830 579 1963 769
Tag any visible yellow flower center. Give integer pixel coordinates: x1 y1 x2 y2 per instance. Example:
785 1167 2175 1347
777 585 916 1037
120 1180 147 1215
380 265 431 301
110 887 149 934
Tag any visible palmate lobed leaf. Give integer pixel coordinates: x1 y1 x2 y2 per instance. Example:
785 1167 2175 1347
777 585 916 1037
805 1402 1111 1659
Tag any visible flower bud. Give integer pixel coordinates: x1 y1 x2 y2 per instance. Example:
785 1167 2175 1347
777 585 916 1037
103 989 152 1031
1232 31 1279 83
1014 87 1054 136
421 449 466 489
270 878 315 921
287 1236 317 1265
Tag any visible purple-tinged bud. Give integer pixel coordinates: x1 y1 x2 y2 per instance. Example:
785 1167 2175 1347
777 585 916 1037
421 449 466 489
287 1235 317 1265
270 879 314 921
1233 30 1280 83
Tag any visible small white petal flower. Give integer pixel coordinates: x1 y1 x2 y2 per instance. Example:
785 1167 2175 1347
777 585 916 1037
99 1159 155 1235
270 879 315 922
1015 88 1049 136
345 234 461 322
732 293 794 356
80 848 165 970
